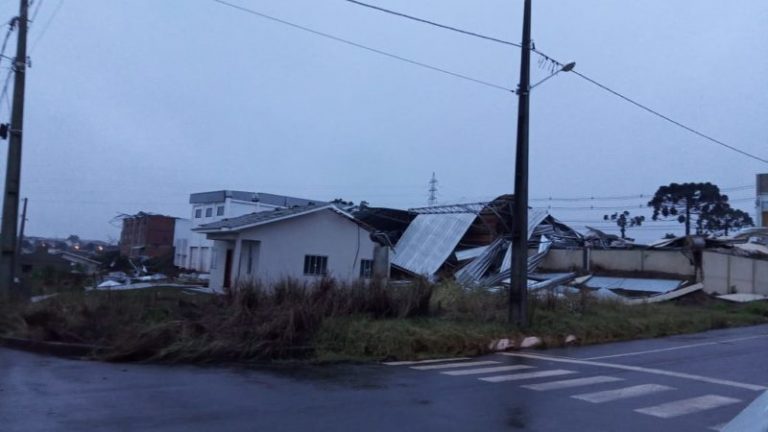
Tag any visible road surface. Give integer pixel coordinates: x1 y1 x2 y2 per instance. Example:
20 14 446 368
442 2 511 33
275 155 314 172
2 324 767 431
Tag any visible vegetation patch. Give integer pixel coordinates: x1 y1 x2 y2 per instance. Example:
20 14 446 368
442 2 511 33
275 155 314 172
1 280 767 363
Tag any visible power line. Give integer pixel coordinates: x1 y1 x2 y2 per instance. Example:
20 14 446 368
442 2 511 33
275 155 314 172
530 184 753 202
344 0 521 48
343 0 768 165
569 69 768 164
30 0 63 53
211 0 513 92
30 0 43 23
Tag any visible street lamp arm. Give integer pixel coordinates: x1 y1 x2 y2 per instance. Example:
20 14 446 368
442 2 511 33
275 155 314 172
526 61 576 92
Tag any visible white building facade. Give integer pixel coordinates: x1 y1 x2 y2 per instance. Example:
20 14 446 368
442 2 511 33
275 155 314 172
174 190 322 272
195 205 380 290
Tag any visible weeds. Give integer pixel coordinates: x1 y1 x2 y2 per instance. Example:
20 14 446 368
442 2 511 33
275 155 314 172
3 279 768 363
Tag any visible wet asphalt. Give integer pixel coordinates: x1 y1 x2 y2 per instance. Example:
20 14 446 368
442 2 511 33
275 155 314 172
1 324 767 432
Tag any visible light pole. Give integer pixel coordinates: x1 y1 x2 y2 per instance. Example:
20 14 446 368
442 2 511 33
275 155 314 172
509 0 574 326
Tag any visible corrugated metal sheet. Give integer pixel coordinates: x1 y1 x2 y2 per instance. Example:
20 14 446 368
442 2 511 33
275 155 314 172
584 277 682 294
392 213 477 276
498 209 551 274
455 245 488 262
455 238 507 285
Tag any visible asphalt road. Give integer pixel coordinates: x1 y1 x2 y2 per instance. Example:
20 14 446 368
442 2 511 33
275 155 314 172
2 324 767 432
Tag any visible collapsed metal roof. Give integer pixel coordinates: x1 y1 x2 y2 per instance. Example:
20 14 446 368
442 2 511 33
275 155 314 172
391 195 581 280
583 276 682 294
391 212 477 276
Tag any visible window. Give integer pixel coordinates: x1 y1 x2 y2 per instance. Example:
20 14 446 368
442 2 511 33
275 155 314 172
360 259 374 278
303 255 328 276
205 207 213 217
216 206 225 216
194 209 202 218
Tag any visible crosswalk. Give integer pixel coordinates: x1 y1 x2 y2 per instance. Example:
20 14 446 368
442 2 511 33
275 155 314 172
384 357 745 427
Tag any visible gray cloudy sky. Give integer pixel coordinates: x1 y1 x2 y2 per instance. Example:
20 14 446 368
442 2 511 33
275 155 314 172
2 0 766 242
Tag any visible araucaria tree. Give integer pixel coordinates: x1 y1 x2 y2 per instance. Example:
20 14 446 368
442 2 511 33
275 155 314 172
647 182 728 236
603 211 645 239
701 207 754 236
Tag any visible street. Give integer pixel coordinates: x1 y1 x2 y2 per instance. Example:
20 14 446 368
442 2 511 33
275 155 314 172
1 324 767 431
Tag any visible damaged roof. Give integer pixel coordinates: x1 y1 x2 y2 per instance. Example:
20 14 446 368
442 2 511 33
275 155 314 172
391 212 478 276
391 194 578 278
583 276 683 294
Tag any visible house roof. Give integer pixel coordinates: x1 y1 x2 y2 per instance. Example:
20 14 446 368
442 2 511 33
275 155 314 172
194 205 371 234
189 190 323 207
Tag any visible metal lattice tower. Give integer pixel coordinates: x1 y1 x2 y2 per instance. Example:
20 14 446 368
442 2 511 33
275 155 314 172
428 172 438 206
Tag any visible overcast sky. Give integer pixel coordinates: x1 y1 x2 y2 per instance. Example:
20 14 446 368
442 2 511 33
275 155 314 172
1 0 766 242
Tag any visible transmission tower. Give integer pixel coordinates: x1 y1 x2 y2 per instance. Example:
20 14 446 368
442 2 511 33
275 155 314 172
428 172 438 206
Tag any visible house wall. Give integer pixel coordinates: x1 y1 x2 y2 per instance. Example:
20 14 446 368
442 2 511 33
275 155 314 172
702 251 768 295
541 248 695 277
207 209 378 290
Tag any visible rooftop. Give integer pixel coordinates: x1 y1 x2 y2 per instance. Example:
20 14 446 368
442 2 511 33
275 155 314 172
189 190 323 207
194 204 368 233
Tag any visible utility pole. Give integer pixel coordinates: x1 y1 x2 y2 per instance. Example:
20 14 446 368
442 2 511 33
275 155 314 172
0 0 28 299
509 0 532 326
428 172 438 206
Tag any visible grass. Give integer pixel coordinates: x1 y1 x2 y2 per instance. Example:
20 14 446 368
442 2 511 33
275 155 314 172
1 279 767 363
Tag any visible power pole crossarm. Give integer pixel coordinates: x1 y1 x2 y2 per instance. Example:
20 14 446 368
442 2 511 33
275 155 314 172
0 0 28 298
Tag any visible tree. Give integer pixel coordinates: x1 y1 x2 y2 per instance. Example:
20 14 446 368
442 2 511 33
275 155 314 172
647 182 728 236
603 211 645 239
700 205 754 236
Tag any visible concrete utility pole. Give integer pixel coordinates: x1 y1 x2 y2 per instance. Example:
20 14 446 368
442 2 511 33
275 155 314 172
0 0 28 298
509 0 532 326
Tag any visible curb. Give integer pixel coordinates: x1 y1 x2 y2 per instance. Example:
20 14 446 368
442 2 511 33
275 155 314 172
0 336 99 358
722 390 768 432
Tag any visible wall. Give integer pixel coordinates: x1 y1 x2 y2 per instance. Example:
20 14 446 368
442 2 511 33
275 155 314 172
173 218 192 267
702 251 768 295
208 209 378 290
541 248 695 277
758 173 768 227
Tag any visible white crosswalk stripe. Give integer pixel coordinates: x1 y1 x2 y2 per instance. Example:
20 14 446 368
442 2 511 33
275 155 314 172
442 365 533 376
479 369 575 383
383 357 470 366
411 360 500 371
573 384 675 403
522 376 624 391
635 395 741 419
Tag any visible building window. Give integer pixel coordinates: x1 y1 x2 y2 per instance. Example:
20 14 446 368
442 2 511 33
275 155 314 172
360 259 374 278
195 209 202 218
216 206 225 216
205 207 213 217
303 255 328 276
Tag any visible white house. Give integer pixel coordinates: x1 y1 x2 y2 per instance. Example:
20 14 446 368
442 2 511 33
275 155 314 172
174 190 322 272
194 205 380 290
